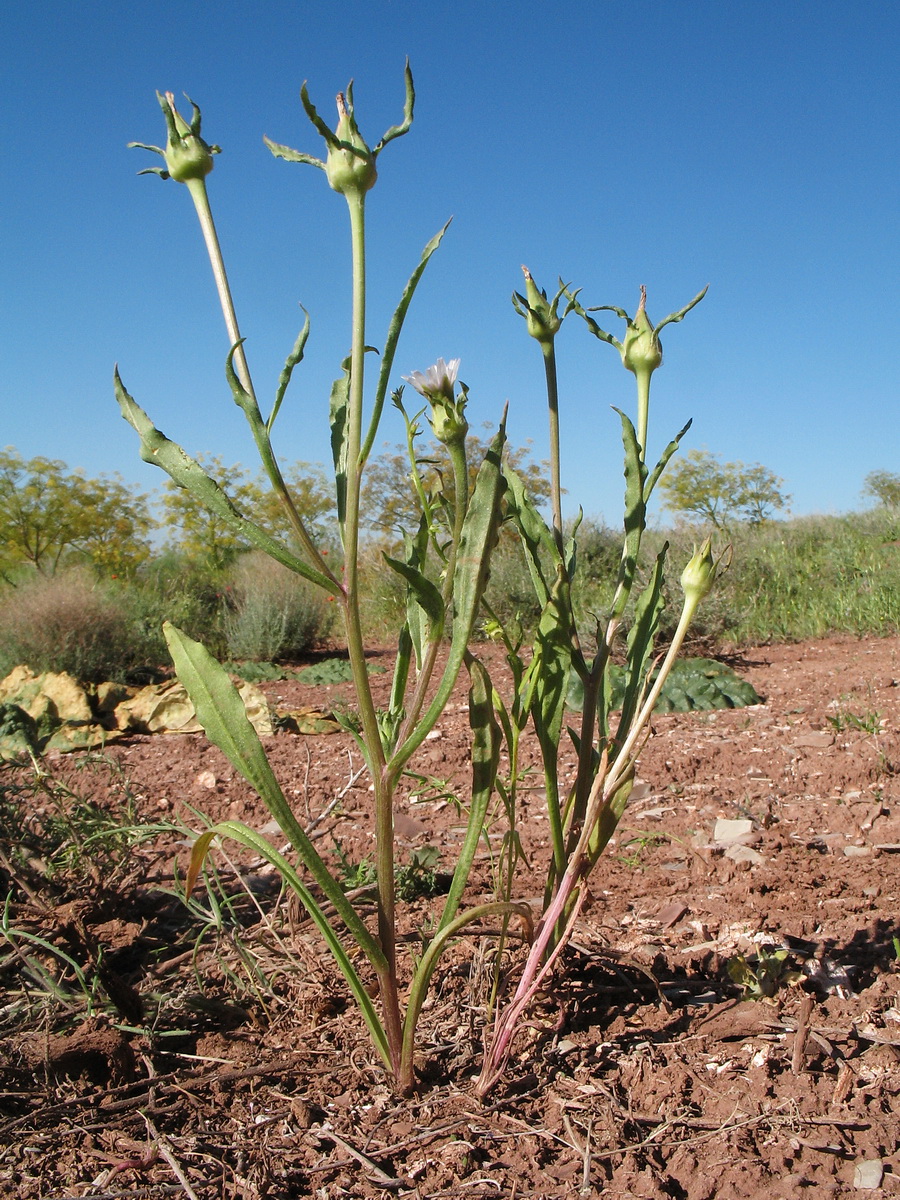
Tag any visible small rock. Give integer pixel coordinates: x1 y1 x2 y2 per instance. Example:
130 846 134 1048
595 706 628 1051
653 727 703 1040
852 1158 883 1189
843 844 871 857
793 731 834 749
725 844 764 866
657 901 689 928
714 818 754 845
195 769 218 790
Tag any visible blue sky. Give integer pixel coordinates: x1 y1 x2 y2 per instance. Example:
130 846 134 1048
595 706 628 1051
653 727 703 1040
2 1 898 525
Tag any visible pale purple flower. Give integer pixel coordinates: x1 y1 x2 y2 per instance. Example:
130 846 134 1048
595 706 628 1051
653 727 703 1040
402 357 460 400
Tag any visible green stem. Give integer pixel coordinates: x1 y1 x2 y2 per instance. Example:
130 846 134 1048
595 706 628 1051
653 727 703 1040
542 343 564 552
635 368 651 465
342 189 402 1073
185 178 336 587
399 900 533 1093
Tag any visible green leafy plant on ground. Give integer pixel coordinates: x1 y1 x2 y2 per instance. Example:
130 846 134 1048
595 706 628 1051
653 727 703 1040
117 69 718 1097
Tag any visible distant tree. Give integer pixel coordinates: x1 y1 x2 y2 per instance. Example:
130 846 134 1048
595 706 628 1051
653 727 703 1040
658 448 790 528
161 456 335 570
862 469 900 510
363 430 552 537
0 446 155 581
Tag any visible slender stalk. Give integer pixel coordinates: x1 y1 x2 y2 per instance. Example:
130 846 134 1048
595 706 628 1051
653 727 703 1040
184 178 337 587
604 596 697 799
542 343 564 552
635 368 651 465
186 178 252 394
341 188 403 1074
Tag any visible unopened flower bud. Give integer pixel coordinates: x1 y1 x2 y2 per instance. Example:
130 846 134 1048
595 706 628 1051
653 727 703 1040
513 267 565 349
680 537 717 606
325 90 378 195
130 92 220 183
621 286 663 378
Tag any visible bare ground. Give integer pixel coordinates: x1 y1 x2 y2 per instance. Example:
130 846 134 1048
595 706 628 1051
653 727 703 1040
1 634 899 1198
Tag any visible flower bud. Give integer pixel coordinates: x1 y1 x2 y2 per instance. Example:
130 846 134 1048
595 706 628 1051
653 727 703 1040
402 358 467 446
621 286 663 378
325 90 378 196
430 396 469 447
680 537 717 606
130 92 220 183
513 267 565 349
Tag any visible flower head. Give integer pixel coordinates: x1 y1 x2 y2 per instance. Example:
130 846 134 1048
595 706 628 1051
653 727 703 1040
680 536 724 607
402 359 467 446
513 267 568 349
264 62 415 199
129 92 220 183
402 357 460 402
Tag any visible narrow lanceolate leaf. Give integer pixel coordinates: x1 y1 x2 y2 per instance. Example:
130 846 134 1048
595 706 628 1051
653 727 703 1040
531 567 576 876
615 544 668 742
608 408 648 621
329 360 350 529
164 623 386 971
114 371 335 592
383 555 445 642
268 308 311 433
438 656 501 930
388 422 507 775
644 418 692 502
186 819 390 1070
361 221 451 467
504 464 559 607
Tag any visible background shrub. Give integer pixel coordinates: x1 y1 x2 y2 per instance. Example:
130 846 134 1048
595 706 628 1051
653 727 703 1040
222 552 334 661
0 570 153 682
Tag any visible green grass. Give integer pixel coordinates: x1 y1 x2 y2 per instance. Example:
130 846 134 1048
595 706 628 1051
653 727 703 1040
698 508 900 645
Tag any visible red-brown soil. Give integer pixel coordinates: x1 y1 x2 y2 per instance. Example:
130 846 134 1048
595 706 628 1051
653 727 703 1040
2 634 899 1198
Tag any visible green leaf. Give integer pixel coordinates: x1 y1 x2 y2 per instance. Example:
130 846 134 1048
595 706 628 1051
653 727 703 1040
383 555 445 641
163 623 386 971
503 464 560 606
615 545 668 739
268 308 310 433
114 370 334 591
608 408 647 620
361 221 451 467
566 656 761 715
329 359 350 529
438 656 500 929
645 418 692 503
388 422 507 775
186 819 390 1068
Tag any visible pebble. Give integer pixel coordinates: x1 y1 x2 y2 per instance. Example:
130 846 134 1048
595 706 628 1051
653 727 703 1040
852 1158 883 1189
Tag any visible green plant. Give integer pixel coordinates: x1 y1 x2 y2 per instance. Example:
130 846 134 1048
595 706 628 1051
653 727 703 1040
395 845 440 901
0 447 155 582
0 569 159 683
827 700 882 734
863 469 900 511
614 832 667 868
119 76 533 1094
295 658 386 685
330 838 377 891
474 278 714 1096
223 552 333 661
117 73 717 1098
657 447 790 529
727 946 801 1001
